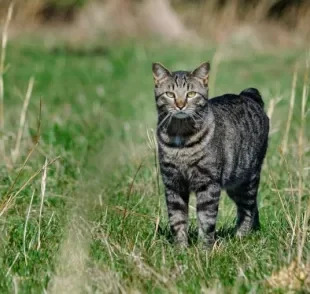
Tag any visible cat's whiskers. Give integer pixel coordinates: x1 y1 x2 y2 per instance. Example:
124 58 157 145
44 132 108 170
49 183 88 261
188 111 204 126
189 114 202 127
168 114 173 128
157 113 171 130
158 112 167 118
193 111 205 121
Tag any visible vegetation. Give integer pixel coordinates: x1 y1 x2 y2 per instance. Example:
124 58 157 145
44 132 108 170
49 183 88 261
0 28 309 293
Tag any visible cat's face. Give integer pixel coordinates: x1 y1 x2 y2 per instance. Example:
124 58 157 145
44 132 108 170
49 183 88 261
152 62 210 119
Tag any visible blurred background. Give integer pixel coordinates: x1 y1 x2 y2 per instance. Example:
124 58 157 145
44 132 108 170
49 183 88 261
0 1 310 293
1 0 310 45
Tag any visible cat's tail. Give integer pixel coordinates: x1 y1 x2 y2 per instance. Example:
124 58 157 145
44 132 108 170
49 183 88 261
240 88 264 107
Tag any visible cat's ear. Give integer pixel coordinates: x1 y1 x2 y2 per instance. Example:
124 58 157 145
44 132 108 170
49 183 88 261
191 62 210 86
152 62 171 86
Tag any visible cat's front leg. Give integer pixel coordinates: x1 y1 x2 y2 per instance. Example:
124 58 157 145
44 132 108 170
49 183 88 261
196 182 221 248
165 182 189 247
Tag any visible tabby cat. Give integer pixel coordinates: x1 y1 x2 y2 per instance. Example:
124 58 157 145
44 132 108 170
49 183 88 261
152 62 269 247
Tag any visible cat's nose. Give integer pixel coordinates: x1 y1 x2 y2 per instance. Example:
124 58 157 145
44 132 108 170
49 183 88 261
175 98 186 110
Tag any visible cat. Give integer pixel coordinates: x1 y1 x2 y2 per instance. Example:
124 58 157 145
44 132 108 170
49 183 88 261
152 62 269 247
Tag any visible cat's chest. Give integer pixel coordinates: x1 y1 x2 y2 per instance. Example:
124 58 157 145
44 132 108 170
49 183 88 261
159 139 205 168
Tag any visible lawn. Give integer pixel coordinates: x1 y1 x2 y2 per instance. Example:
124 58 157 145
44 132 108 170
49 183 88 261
0 37 309 293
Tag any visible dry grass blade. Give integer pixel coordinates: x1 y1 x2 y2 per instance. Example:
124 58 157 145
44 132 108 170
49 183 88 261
297 57 309 264
6 252 20 278
12 76 35 163
37 157 48 250
300 199 310 263
0 156 60 217
267 96 283 125
278 149 298 259
122 159 145 225
12 276 18 294
209 50 222 97
282 65 298 155
267 98 275 121
268 167 294 232
153 215 160 242
147 128 161 241
147 128 160 196
113 205 156 221
0 2 14 121
0 2 14 164
107 241 177 293
23 189 35 265
126 160 144 201
14 157 58 199
0 98 42 216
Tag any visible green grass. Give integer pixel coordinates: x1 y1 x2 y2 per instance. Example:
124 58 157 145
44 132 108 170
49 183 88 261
0 38 309 293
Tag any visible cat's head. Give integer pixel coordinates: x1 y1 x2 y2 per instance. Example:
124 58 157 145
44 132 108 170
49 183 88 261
152 62 210 119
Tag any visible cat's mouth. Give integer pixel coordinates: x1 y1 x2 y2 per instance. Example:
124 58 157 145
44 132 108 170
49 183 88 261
173 111 189 119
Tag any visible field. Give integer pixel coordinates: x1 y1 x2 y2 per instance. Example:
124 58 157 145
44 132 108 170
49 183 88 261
0 35 309 293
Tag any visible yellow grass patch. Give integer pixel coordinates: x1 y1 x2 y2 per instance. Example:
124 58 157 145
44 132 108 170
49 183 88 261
267 260 310 292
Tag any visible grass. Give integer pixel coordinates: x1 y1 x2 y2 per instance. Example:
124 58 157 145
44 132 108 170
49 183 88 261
0 34 309 293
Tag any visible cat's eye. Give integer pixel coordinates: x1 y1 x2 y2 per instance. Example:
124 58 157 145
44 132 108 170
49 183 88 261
166 92 175 98
187 91 196 98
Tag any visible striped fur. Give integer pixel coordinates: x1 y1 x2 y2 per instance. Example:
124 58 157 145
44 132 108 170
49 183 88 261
152 62 269 247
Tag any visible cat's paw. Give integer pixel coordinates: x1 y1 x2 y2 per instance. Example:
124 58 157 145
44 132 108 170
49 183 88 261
175 240 188 249
235 223 260 238
196 237 215 251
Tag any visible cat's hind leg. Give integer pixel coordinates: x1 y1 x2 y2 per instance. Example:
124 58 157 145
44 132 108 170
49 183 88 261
226 175 260 237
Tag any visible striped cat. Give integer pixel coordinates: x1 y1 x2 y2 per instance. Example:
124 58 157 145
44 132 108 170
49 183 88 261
152 62 269 247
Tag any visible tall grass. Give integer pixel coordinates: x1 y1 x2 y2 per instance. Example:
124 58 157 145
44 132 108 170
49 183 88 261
0 3 309 292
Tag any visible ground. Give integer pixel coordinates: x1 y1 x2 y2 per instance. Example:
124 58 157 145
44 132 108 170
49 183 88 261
0 38 309 293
